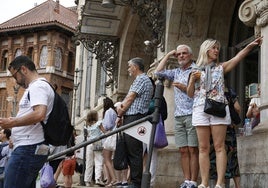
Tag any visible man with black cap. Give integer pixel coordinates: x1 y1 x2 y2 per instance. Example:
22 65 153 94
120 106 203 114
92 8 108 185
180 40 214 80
116 57 153 188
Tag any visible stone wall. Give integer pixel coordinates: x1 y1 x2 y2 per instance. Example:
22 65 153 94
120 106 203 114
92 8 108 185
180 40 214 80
237 132 268 187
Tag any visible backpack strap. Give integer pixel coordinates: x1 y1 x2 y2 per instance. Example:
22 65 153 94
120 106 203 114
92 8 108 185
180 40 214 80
27 80 55 127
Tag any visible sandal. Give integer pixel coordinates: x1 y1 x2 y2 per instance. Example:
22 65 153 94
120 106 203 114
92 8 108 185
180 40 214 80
198 184 210 188
106 181 119 187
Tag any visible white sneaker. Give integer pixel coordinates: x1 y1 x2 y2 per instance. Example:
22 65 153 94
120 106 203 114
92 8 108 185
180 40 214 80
85 182 91 187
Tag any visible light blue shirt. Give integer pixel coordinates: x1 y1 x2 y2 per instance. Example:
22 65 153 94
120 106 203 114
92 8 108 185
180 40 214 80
155 62 195 117
102 108 117 131
86 120 103 139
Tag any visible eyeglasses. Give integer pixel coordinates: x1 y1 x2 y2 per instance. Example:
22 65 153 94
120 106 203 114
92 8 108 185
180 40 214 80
11 67 21 79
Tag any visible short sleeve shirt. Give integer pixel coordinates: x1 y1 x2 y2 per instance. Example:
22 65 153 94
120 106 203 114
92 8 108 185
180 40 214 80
102 108 117 131
125 73 153 115
155 62 195 117
87 120 103 139
12 78 54 149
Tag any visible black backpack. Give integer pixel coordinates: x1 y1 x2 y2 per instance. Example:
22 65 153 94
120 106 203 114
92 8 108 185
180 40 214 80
28 80 73 146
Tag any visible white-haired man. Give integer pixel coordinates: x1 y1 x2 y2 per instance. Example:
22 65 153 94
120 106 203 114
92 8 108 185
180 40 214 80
155 45 199 188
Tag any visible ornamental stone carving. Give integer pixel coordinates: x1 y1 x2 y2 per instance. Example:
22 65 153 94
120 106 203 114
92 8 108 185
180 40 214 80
238 0 257 27
180 0 197 38
256 0 268 27
239 0 268 28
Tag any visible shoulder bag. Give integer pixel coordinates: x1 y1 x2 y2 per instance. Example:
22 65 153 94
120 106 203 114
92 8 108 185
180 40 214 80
113 132 128 170
203 64 226 118
154 115 168 148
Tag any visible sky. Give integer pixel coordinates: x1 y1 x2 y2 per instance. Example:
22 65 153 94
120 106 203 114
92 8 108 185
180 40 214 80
0 0 76 24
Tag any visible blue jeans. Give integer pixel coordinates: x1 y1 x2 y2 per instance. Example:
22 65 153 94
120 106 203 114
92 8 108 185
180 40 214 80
4 143 48 188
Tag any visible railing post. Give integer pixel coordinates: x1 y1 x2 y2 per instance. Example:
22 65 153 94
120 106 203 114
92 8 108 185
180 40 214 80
141 78 164 188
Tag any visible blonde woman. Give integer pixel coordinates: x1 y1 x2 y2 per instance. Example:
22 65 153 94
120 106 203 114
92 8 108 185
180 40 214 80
187 37 262 188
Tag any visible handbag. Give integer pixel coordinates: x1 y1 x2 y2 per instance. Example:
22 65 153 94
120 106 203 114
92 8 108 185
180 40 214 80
113 132 128 170
93 140 103 151
204 97 226 118
154 115 168 148
40 163 56 188
103 131 117 151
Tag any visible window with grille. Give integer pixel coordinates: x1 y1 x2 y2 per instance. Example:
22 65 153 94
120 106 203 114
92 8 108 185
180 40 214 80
39 46 48 68
15 49 22 57
1 51 8 71
0 93 8 118
67 52 74 74
27 47 34 60
55 47 62 70
95 60 106 106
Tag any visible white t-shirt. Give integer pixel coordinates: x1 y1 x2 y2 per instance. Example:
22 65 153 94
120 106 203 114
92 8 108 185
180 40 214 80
11 78 54 149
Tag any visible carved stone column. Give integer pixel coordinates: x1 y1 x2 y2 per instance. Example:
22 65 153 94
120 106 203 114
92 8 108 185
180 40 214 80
239 0 268 132
238 1 268 186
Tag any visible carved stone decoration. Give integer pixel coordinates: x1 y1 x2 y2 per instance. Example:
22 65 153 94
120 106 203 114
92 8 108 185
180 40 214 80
180 0 197 38
120 0 166 52
238 0 257 27
255 0 268 27
147 66 157 80
73 33 119 88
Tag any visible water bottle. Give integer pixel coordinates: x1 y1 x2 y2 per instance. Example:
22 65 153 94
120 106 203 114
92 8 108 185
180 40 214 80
244 118 252 136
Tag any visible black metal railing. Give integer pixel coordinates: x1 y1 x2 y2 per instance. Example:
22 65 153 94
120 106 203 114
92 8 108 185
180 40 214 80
1 79 164 187
48 78 164 188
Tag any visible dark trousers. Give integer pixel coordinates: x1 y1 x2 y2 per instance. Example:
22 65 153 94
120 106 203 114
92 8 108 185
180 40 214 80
123 114 145 188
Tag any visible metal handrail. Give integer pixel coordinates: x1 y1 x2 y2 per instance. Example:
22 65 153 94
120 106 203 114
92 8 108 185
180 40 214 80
1 79 164 188
48 115 153 161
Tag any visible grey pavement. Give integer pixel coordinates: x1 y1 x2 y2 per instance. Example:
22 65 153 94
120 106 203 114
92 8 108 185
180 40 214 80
36 179 102 188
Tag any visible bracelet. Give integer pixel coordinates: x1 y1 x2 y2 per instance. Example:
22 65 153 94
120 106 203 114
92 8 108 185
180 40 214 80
117 115 122 118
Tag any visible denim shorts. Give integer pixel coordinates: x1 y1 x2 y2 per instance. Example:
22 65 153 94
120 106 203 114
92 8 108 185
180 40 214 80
174 115 198 147
4 143 48 188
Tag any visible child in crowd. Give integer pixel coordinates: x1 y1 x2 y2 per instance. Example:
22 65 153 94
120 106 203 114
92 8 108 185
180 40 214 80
84 110 105 187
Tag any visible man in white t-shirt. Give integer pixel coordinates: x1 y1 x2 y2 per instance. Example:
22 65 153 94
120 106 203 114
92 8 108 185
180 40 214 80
0 55 54 188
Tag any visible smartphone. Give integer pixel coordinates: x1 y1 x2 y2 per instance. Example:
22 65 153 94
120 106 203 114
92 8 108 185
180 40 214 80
35 144 50 155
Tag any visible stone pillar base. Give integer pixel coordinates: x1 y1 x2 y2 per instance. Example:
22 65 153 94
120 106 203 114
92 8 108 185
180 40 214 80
237 130 268 187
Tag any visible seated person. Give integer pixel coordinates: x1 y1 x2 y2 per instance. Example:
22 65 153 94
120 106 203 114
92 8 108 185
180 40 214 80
246 85 261 129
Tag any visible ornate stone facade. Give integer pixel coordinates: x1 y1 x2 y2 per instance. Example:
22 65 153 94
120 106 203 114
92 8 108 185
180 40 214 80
237 0 268 186
75 0 264 187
